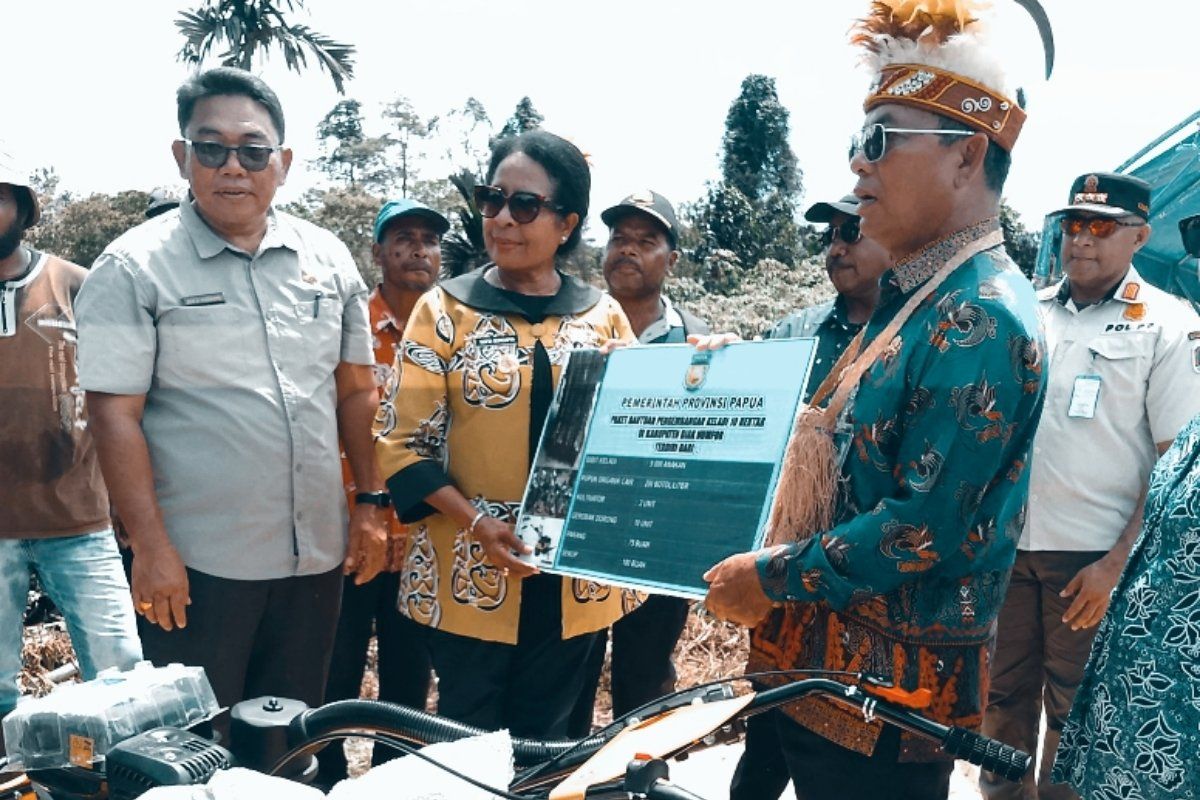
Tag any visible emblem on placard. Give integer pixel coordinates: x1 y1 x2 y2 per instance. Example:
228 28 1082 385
683 350 711 391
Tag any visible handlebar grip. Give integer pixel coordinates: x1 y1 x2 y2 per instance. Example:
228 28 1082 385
941 727 1031 782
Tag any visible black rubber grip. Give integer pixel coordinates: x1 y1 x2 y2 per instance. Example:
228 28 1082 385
941 727 1031 782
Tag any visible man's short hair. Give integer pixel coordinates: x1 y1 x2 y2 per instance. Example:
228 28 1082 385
176 67 286 143
937 117 1011 194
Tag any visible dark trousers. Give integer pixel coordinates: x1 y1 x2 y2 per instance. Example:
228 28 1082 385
318 572 431 782
138 565 342 734
569 594 690 736
426 574 600 739
731 712 953 800
981 550 1104 800
729 706 791 800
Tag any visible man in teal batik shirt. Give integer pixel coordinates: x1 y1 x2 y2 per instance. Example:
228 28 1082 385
704 4 1048 797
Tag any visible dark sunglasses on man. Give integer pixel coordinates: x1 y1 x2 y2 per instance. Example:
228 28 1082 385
848 122 974 164
184 139 282 172
820 218 863 249
1059 215 1144 239
474 184 563 224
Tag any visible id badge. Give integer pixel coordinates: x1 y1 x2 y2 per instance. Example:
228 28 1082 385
1068 375 1102 419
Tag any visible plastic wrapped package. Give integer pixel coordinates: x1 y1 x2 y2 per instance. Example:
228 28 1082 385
2 661 220 770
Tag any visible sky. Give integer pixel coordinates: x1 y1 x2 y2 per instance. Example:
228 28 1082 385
3 0 1198 243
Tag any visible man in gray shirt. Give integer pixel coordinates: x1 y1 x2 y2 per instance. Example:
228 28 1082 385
76 68 387 717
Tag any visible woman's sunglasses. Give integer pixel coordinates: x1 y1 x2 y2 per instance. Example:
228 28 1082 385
184 139 281 172
474 185 563 224
848 123 974 163
1060 215 1144 239
820 218 862 248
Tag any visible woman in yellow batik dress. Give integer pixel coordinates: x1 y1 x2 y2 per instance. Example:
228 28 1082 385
375 130 637 738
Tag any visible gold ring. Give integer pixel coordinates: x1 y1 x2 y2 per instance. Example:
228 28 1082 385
137 601 153 611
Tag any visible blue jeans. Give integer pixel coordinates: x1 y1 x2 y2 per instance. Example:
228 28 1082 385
0 531 143 716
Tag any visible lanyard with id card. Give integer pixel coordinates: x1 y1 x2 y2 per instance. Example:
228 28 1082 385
1068 374 1102 419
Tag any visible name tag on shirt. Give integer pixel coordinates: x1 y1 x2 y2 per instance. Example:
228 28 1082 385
180 292 226 307
1068 375 1102 419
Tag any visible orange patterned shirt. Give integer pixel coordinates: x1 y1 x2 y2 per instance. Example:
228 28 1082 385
341 287 408 571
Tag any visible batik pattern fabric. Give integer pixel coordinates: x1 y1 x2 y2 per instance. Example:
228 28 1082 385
374 267 639 644
340 288 409 571
1052 412 1200 800
749 221 1046 761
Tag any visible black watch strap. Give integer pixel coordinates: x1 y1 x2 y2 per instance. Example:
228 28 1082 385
354 491 391 508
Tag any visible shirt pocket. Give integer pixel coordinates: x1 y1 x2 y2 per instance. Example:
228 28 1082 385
276 294 344 388
156 305 256 387
1086 334 1152 409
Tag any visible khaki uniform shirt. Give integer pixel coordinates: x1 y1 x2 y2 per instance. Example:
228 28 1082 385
76 202 373 579
1023 266 1200 551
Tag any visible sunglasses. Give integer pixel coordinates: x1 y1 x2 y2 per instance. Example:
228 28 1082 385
848 123 974 163
1060 216 1144 239
474 185 563 224
820 218 862 248
185 139 282 172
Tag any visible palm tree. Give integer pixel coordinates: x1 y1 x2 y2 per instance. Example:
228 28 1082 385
176 0 356 94
440 170 489 278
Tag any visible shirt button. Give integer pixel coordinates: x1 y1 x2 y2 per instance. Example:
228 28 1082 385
296 511 304 522
1030 494 1039 502
530 323 547 337
295 464 302 473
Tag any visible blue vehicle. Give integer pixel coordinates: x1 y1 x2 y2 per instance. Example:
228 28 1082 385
1034 110 1200 312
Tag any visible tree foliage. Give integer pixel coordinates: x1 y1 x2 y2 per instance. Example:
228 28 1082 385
667 256 833 338
1000 199 1042 279
720 74 801 202
690 74 804 270
282 185 382 284
440 171 488 278
441 97 493 180
26 191 150 268
496 97 544 141
313 99 391 192
176 0 356 94
382 95 438 196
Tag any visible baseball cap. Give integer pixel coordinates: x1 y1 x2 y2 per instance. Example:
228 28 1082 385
373 199 450 243
804 194 860 224
600 190 679 247
0 145 40 228
1051 172 1152 220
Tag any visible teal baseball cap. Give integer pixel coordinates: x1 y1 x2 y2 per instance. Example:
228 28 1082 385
373 199 450 242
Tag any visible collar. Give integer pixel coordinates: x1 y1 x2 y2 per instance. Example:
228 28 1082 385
440 264 602 317
0 247 44 289
638 295 685 344
1048 264 1140 309
886 217 1002 295
180 199 300 260
368 287 403 333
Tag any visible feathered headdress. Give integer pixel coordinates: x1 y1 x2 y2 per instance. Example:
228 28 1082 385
853 0 1054 151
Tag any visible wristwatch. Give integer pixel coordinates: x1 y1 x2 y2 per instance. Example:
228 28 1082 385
354 491 391 508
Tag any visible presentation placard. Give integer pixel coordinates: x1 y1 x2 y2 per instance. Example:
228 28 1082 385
515 339 815 597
